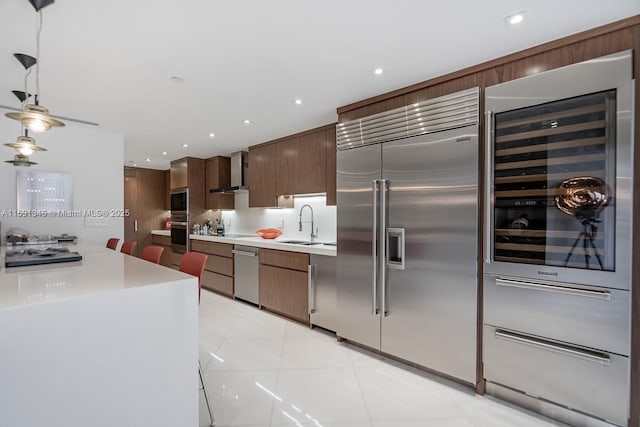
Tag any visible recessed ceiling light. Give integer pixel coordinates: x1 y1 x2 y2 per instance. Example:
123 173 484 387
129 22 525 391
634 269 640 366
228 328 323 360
182 144 189 148
243 119 251 124
374 68 384 75
133 163 137 166
209 133 215 138
170 76 184 83
294 99 302 105
145 158 151 162
162 151 167 156
505 11 526 26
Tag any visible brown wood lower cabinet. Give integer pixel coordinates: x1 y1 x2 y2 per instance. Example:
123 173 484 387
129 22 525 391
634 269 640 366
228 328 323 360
151 234 173 268
203 270 233 296
259 249 310 323
191 239 234 297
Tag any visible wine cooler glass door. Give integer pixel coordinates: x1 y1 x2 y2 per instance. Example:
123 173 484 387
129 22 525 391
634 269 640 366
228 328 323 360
492 90 616 271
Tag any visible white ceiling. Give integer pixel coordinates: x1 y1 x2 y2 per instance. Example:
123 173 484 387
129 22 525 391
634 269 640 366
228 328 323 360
1 0 638 170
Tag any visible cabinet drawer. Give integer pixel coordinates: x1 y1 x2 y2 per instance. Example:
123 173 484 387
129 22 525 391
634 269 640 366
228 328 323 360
152 235 170 246
483 326 628 426
171 252 183 267
191 240 233 257
484 275 630 355
202 271 233 296
260 249 309 271
204 255 233 276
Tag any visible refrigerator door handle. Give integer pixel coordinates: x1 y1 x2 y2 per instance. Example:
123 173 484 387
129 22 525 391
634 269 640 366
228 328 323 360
485 110 494 264
386 228 405 270
380 179 389 317
495 329 611 366
371 179 379 315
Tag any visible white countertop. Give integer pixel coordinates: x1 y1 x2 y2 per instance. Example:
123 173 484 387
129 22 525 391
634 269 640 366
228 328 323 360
151 229 171 236
189 233 337 256
0 242 194 310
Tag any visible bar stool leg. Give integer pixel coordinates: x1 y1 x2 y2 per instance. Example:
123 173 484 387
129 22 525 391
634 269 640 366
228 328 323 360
199 362 215 426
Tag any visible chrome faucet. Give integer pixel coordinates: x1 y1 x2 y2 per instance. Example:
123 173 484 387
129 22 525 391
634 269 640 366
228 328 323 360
299 204 318 241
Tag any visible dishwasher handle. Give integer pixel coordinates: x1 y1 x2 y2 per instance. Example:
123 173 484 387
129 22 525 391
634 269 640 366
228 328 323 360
232 249 257 257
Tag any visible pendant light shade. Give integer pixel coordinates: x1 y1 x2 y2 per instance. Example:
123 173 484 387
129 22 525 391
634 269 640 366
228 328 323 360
4 134 47 157
5 103 65 133
11 90 32 103
28 0 55 12
5 154 37 167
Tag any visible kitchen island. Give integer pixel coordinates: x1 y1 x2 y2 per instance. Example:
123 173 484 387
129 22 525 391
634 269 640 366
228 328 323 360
0 243 199 427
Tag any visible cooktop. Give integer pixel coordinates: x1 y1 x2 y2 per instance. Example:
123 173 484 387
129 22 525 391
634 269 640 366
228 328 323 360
5 247 83 268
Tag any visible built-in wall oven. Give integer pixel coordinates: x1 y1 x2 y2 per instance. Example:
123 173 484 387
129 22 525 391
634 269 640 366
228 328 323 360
170 190 189 254
170 190 188 214
483 50 633 427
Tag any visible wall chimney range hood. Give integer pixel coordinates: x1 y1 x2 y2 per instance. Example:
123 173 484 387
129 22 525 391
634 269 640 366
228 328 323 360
209 151 248 193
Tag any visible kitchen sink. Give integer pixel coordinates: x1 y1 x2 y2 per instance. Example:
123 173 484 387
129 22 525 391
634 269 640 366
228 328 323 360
279 240 324 246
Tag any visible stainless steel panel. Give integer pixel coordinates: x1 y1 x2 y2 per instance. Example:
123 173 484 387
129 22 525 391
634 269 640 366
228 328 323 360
310 254 337 331
336 144 382 348
486 382 619 427
380 126 478 384
484 50 633 290
336 88 479 150
484 274 630 355
233 245 259 304
484 326 629 426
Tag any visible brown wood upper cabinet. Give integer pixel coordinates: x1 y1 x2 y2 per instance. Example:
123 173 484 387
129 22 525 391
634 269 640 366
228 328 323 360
164 169 171 210
248 143 278 208
205 156 234 210
248 124 337 207
277 134 326 195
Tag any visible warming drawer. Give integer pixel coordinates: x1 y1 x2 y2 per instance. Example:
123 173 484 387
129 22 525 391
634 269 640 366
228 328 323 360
484 275 630 355
484 326 629 426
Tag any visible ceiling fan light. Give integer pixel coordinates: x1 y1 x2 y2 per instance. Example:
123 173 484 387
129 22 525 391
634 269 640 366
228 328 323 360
5 104 65 133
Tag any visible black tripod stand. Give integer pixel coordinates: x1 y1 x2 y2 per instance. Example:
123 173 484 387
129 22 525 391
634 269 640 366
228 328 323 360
563 216 604 269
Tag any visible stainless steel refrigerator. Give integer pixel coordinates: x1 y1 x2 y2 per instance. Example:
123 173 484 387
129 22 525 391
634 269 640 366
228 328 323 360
336 88 479 384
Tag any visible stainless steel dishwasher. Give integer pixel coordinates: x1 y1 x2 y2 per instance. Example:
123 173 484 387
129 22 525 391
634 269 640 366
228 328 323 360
232 245 259 304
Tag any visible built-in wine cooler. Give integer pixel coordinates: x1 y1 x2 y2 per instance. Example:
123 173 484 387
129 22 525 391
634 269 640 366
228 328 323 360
483 50 634 427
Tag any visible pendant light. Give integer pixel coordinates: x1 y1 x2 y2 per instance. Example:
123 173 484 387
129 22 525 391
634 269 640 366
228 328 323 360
4 131 47 157
5 154 38 167
5 9 65 133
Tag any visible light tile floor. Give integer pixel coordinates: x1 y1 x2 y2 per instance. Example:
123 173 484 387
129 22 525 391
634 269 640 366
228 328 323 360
198 290 565 427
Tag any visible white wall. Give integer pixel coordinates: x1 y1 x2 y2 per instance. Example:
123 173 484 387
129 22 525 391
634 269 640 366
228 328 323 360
0 118 124 244
218 192 336 243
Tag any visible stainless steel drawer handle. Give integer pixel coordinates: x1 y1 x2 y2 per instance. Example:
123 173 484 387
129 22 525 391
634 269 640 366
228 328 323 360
495 277 611 301
308 264 316 314
231 250 257 257
495 330 611 366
